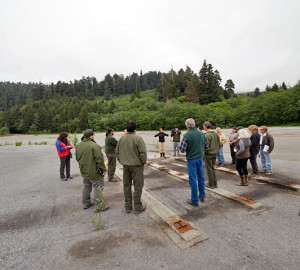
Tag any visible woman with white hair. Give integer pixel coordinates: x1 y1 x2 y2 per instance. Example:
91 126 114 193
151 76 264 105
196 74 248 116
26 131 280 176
235 128 251 186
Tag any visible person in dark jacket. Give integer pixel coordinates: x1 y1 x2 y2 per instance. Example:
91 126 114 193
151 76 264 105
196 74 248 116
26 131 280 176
56 132 73 181
235 129 251 186
76 129 109 212
171 128 181 156
154 128 169 158
248 125 260 177
259 126 274 175
105 128 118 182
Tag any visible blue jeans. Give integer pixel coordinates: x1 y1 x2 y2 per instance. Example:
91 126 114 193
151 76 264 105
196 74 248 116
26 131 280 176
217 146 224 164
260 148 272 172
187 158 205 204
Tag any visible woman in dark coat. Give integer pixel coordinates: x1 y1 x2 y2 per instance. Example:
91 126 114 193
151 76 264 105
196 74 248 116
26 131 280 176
248 125 260 177
154 128 169 158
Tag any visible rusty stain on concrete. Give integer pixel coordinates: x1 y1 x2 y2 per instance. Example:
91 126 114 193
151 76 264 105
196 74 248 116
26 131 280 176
173 219 195 233
235 196 256 205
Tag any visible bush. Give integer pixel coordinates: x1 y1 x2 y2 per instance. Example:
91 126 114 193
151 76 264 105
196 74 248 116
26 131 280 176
15 141 22 146
0 127 10 136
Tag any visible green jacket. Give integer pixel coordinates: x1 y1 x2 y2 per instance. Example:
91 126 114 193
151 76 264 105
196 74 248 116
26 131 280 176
205 131 221 155
75 138 106 180
105 135 118 154
116 133 147 166
184 128 206 159
171 131 181 142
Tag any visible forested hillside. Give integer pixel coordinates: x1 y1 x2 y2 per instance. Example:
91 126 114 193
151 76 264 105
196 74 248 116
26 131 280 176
0 60 299 134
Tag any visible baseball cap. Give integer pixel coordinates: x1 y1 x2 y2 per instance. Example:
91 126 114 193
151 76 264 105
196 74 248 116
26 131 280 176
84 129 95 137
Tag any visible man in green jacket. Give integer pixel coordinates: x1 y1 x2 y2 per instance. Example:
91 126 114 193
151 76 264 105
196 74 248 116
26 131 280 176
76 129 109 212
116 122 147 214
203 122 221 188
105 128 118 182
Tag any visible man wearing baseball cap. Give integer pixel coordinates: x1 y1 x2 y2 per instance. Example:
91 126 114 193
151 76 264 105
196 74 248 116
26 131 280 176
76 129 110 212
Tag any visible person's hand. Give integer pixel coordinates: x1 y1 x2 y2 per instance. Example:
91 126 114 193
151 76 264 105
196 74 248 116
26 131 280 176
102 172 106 176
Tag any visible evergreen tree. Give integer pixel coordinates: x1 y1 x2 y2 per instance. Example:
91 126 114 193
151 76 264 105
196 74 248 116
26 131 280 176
225 79 235 92
254 87 260 97
104 82 111 100
184 81 198 103
79 106 88 131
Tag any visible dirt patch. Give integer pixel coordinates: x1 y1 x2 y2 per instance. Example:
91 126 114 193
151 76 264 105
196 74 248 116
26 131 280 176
0 208 49 233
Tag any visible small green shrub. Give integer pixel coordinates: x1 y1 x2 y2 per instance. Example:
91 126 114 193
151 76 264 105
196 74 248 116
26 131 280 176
39 141 47 145
90 186 105 230
15 141 22 146
28 140 32 145
0 127 10 136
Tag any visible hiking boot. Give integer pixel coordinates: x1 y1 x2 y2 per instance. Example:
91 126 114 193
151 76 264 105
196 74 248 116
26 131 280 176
187 199 198 207
199 197 205 203
135 205 146 214
83 202 95 209
264 172 273 175
236 176 247 186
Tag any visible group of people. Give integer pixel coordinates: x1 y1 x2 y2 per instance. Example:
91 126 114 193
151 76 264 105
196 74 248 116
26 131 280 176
55 122 147 214
55 120 274 213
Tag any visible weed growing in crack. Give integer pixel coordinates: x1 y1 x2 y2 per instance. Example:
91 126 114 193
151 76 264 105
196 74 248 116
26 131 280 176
90 186 105 230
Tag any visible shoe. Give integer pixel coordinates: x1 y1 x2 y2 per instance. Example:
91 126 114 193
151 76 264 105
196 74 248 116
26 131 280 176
264 172 272 175
187 199 198 207
60 178 68 181
219 163 225 167
259 169 268 173
95 205 110 213
67 176 73 179
199 197 205 203
125 209 132 213
249 173 258 177
214 184 218 188
83 202 95 209
108 177 118 182
135 205 146 214
205 182 214 189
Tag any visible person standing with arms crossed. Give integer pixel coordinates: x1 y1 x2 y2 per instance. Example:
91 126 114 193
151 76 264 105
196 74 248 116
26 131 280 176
171 128 181 157
105 128 118 182
116 122 147 214
154 128 169 158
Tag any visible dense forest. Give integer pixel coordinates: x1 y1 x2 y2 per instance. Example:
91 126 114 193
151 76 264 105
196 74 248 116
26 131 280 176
0 60 299 134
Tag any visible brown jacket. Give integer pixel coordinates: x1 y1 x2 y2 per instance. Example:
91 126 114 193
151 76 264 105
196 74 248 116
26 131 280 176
261 132 274 153
236 139 251 159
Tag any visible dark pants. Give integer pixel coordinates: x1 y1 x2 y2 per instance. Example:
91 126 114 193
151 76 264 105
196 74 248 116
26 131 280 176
236 158 249 177
106 153 116 180
82 178 104 207
204 154 217 187
123 166 144 211
230 143 236 163
249 154 258 174
60 156 70 179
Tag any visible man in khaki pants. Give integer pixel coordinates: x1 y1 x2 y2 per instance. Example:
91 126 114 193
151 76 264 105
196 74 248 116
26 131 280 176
116 122 147 214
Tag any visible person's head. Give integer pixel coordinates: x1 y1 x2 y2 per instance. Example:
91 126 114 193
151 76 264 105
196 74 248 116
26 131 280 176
175 128 178 132
203 121 211 131
57 132 68 143
123 129 127 133
106 128 114 137
84 129 95 139
216 127 221 134
198 126 203 131
159 128 163 132
232 126 237 133
238 128 251 139
260 126 268 134
126 122 137 133
185 118 195 130
248 125 258 134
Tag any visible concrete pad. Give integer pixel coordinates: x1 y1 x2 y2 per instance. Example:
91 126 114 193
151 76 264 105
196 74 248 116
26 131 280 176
114 168 209 249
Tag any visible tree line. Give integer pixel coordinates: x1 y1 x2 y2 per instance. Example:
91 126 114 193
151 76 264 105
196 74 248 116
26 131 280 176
0 60 298 134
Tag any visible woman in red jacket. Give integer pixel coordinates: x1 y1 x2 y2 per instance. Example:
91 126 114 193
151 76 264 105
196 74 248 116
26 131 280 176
56 132 73 181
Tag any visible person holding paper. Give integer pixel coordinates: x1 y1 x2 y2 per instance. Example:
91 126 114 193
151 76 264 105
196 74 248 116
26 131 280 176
259 126 274 175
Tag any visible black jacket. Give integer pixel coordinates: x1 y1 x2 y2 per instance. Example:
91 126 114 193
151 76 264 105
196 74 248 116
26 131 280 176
154 132 169 142
250 132 260 156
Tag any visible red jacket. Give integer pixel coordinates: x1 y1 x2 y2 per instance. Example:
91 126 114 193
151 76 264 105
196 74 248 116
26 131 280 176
56 140 72 158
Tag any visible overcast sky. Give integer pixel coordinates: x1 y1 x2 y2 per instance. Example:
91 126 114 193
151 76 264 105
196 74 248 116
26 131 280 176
0 0 299 92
